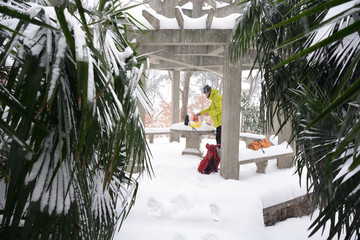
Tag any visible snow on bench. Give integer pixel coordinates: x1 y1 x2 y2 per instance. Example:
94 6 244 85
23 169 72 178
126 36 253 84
145 127 171 143
240 132 266 145
238 141 294 179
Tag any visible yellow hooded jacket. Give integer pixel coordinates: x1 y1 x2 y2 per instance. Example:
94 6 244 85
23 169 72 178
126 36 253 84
199 88 222 128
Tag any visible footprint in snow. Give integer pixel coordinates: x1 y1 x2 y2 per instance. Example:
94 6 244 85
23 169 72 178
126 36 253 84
147 197 164 217
173 232 187 240
201 232 220 240
209 203 220 222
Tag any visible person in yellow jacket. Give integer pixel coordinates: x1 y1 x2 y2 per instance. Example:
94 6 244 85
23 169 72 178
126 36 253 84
196 85 222 144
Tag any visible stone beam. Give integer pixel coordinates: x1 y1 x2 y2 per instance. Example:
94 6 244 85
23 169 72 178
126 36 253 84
130 29 258 73
150 55 222 75
142 9 160 30
140 42 228 46
153 54 224 66
130 29 232 46
181 3 243 18
137 45 257 69
154 66 222 74
147 52 255 72
174 53 222 57
208 46 224 55
206 8 215 29
149 54 256 68
175 7 184 29
152 62 253 72
137 45 224 56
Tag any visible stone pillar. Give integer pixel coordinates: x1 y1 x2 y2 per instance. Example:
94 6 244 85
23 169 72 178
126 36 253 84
270 115 293 145
138 64 147 125
270 115 295 168
170 71 180 142
220 45 241 180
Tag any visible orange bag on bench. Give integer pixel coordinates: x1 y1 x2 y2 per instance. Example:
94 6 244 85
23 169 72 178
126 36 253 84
248 141 261 150
259 138 271 148
248 138 271 150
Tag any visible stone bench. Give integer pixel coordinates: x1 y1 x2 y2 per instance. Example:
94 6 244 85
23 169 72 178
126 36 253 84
145 127 171 143
238 141 294 179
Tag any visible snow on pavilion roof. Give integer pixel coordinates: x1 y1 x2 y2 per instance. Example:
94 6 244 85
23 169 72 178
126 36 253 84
125 1 253 74
125 0 242 30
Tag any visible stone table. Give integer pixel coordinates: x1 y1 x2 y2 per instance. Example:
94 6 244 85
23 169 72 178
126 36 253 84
170 122 216 157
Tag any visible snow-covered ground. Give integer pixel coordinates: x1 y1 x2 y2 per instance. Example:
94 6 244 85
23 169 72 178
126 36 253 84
115 137 341 240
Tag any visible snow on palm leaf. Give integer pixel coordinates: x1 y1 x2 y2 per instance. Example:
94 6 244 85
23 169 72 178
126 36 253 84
0 1 152 239
24 129 75 215
230 0 360 239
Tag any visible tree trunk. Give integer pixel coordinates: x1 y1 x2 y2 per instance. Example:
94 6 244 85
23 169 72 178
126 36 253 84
181 71 193 121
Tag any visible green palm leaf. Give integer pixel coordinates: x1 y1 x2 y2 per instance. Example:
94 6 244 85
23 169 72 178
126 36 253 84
0 1 152 239
230 0 360 239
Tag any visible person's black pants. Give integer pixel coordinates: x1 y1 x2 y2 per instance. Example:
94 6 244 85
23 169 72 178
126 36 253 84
216 126 221 145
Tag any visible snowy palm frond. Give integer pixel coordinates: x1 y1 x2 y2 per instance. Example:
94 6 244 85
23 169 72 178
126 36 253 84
230 0 360 239
24 129 75 215
0 1 152 239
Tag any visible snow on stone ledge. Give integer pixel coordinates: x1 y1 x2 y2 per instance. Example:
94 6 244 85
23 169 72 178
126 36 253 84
170 122 216 131
144 127 170 133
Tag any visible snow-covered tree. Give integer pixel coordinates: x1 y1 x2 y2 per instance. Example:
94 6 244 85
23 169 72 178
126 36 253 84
0 1 152 239
241 93 263 134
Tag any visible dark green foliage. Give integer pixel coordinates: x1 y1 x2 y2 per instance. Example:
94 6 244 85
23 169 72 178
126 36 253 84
230 0 360 239
0 1 152 239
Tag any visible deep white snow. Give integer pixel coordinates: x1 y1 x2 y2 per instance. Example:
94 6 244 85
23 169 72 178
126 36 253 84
115 137 346 240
